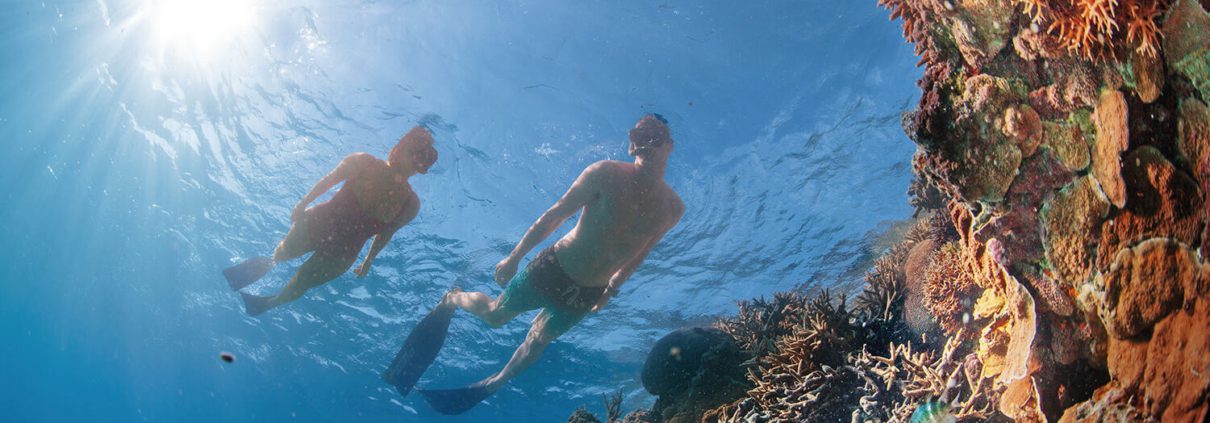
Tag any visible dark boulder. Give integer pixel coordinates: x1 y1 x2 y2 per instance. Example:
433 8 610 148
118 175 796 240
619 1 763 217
641 327 752 422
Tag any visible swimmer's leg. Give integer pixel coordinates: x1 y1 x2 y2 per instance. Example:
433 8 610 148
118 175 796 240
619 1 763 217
445 290 526 328
223 219 313 291
446 268 539 328
419 309 567 414
242 252 354 316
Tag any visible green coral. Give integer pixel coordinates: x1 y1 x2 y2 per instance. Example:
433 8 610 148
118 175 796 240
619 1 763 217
1174 48 1210 101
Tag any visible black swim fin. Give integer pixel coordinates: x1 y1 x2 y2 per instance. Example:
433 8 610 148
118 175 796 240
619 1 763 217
223 256 274 291
418 381 492 415
239 292 273 316
383 301 456 397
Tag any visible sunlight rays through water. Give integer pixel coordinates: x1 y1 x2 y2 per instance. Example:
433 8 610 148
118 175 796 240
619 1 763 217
1 1 921 421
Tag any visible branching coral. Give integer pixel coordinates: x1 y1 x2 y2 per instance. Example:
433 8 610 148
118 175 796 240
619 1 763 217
1016 0 1170 60
713 292 807 358
603 391 622 423
858 252 909 324
708 292 866 421
852 336 998 422
923 241 980 334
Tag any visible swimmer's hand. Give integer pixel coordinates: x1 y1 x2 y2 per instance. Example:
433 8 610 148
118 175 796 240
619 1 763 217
354 261 370 278
494 257 518 288
590 286 619 311
290 204 307 223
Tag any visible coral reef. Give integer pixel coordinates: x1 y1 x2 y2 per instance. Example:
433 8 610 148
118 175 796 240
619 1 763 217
868 0 1210 419
1018 0 1171 61
922 241 979 333
576 0 1210 419
568 408 604 423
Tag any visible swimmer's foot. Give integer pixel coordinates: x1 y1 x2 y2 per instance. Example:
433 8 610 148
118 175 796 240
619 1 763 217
439 287 463 307
239 292 273 316
383 297 457 397
418 380 493 415
223 256 275 291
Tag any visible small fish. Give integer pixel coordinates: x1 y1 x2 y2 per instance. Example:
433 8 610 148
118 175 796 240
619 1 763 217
220 352 235 363
910 400 956 423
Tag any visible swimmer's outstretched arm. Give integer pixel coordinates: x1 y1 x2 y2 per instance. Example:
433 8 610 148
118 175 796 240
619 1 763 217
494 162 606 286
291 153 366 221
355 195 420 278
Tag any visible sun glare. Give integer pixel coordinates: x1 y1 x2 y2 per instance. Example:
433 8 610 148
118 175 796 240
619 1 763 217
145 0 257 60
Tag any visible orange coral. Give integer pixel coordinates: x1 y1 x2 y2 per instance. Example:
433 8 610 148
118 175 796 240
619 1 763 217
1016 0 1169 60
1124 0 1165 57
878 0 950 66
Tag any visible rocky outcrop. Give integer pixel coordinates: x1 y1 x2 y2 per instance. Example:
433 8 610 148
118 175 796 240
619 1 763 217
640 327 752 423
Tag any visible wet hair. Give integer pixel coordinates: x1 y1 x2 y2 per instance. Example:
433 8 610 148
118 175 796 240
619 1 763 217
630 114 672 156
389 126 438 170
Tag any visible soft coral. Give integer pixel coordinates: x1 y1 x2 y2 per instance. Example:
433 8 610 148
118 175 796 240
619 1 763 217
1017 0 1169 61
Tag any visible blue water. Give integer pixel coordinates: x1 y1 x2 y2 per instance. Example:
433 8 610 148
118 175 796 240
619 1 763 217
0 1 920 421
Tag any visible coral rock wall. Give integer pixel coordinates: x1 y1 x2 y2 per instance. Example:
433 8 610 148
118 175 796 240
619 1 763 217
881 0 1210 420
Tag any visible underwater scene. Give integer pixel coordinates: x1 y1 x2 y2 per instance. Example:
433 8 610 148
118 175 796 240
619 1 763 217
1 0 1207 422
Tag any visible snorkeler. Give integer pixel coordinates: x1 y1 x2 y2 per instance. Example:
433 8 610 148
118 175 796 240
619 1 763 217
384 114 683 414
222 126 438 316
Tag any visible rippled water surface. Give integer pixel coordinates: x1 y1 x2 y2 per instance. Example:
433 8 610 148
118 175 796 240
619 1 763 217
0 1 921 421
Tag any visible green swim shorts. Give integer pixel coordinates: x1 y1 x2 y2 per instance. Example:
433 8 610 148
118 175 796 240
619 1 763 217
497 248 606 337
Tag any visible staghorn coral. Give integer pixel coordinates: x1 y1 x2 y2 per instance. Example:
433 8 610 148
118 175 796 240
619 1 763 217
852 337 999 422
604 391 623 423
567 391 649 423
711 292 868 422
619 410 653 423
858 252 909 325
713 292 807 359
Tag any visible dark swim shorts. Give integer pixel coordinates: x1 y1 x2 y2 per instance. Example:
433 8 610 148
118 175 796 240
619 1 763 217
497 249 605 337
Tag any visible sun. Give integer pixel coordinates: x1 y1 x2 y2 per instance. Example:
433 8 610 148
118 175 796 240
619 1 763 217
144 0 258 60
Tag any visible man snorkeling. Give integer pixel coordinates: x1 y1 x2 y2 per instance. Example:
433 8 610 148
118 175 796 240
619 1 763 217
384 114 683 414
223 126 438 316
